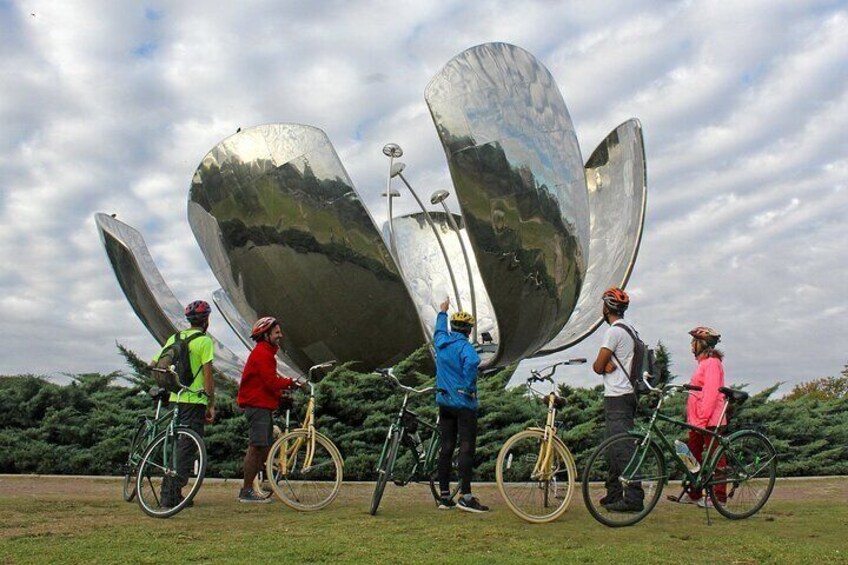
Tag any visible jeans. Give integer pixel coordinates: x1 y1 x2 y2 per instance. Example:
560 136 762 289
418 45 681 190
603 394 643 503
438 406 477 496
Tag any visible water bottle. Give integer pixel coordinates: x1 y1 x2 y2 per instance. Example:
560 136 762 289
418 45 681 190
674 440 700 473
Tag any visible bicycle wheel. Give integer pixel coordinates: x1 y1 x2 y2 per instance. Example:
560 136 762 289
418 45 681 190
136 428 206 518
266 430 344 511
709 430 776 519
122 419 150 502
370 430 400 515
496 429 577 523
581 432 666 527
254 470 274 500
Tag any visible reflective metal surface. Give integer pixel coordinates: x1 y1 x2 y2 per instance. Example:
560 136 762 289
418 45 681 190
94 213 246 380
188 124 426 374
211 287 303 379
425 42 590 366
536 119 647 354
384 212 498 365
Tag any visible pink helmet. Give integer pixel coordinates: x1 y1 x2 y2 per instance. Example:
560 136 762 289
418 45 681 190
250 316 280 341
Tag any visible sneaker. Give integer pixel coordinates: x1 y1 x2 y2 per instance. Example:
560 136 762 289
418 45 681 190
238 488 271 503
604 499 644 513
457 496 489 513
697 497 713 508
438 498 456 510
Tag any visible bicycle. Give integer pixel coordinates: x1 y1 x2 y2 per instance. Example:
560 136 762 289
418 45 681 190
264 362 344 511
495 359 584 523
369 368 460 516
133 367 208 518
581 376 777 527
122 386 171 502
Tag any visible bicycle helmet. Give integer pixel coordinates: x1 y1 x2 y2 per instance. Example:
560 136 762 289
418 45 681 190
250 316 280 341
185 300 211 324
601 287 629 314
450 311 475 334
689 326 721 346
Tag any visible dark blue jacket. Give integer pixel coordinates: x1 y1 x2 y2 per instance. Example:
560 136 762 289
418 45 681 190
434 312 480 411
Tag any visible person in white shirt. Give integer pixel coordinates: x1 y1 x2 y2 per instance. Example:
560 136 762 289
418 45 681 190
591 287 644 513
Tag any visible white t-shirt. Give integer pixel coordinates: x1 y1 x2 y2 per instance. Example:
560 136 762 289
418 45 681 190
601 320 637 397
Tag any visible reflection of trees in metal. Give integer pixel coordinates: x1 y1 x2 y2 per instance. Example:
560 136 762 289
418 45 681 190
536 119 646 354
189 124 426 374
98 43 646 377
94 213 246 380
426 43 589 366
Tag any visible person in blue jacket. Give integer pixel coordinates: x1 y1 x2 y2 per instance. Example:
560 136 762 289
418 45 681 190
434 298 488 513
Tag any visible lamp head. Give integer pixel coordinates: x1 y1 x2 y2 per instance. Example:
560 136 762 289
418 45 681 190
390 162 406 178
382 143 403 158
381 189 401 198
430 189 450 205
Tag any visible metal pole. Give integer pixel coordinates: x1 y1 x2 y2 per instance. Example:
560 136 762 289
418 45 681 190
382 144 403 260
394 170 464 313
432 190 477 343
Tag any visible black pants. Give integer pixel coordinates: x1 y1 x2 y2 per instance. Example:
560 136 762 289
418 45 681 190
603 394 643 503
438 406 477 496
162 403 205 503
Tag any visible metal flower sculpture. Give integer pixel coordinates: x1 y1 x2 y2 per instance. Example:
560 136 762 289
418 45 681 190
96 42 645 379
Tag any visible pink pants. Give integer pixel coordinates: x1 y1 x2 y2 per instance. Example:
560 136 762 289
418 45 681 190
686 428 727 502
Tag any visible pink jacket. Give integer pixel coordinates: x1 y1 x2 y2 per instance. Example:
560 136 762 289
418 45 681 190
686 356 727 428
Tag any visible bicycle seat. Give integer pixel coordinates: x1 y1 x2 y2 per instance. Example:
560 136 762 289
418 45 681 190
719 387 748 404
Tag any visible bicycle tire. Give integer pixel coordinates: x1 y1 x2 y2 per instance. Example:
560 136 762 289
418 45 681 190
427 455 461 504
136 427 206 518
254 470 274 500
709 430 776 519
370 430 400 515
122 419 150 502
265 430 344 511
496 429 577 523
581 431 666 527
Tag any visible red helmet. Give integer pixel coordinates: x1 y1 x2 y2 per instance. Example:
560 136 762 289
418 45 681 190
250 316 280 341
602 287 629 314
689 326 720 346
185 300 211 324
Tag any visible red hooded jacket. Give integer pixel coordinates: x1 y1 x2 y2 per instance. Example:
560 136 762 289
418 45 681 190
237 341 294 410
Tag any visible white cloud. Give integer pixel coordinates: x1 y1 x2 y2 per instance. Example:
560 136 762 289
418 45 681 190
1 1 846 394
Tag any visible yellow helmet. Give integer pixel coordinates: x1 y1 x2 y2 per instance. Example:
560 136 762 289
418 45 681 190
450 311 475 326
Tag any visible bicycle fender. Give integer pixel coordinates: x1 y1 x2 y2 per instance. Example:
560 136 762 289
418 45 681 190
314 430 345 469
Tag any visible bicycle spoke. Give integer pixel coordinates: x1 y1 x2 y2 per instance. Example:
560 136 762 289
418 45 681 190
268 430 343 511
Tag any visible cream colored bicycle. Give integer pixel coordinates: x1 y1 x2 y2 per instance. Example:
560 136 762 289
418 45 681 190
496 358 585 523
264 362 344 511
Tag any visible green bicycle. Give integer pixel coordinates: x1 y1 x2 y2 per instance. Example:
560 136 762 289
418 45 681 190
370 368 459 516
127 367 208 518
582 378 777 527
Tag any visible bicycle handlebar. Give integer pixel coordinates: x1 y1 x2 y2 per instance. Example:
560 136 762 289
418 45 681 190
526 357 587 384
375 368 444 395
149 367 208 397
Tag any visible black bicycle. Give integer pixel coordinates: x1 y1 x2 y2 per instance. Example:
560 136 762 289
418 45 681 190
370 368 459 515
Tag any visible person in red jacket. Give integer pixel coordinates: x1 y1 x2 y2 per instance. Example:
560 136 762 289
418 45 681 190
237 316 298 503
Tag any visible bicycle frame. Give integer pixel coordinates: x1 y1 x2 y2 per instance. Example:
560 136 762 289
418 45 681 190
625 387 736 493
274 362 335 475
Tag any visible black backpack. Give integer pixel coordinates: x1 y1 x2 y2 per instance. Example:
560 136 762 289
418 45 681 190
610 322 659 395
156 330 204 388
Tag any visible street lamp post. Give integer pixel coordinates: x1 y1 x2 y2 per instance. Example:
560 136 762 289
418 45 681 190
431 189 477 343
391 162 464 313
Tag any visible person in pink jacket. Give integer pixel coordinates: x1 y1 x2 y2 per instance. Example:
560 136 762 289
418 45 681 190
678 326 727 507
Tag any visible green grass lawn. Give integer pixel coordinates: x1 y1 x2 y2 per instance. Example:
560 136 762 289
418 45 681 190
1 476 846 564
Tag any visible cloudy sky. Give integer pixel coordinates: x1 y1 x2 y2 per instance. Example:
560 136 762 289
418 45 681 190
2 0 846 394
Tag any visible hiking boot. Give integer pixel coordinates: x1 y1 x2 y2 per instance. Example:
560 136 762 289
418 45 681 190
238 488 271 503
604 499 644 513
457 496 489 513
438 498 456 510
